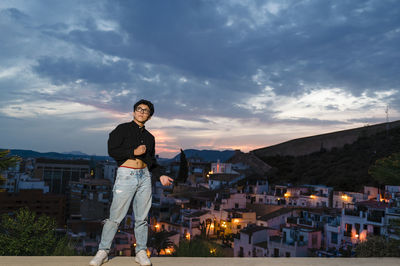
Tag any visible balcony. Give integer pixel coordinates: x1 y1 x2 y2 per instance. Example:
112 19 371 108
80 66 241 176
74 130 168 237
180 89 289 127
344 209 360 217
367 215 383 224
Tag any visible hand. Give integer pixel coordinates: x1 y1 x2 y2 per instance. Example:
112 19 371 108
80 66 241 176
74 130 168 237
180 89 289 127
160 175 174 186
134 145 146 156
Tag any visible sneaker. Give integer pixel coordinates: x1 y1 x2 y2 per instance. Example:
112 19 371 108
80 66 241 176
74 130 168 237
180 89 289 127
89 250 109 266
135 250 151 266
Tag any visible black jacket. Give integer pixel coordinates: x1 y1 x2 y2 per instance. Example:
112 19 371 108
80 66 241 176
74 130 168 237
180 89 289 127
107 121 161 179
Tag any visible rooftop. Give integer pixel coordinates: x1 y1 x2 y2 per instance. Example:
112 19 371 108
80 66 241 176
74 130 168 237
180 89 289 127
240 224 268 235
258 207 296 221
4 257 399 266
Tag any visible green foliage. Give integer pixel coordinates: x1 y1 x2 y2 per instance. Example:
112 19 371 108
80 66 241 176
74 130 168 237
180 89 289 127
355 235 400 257
174 238 224 257
259 127 400 190
369 152 400 186
148 230 174 256
0 207 77 256
0 149 21 171
0 149 21 188
177 149 189 183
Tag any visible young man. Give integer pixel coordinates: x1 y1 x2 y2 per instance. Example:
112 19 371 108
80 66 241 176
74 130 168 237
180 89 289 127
89 99 174 266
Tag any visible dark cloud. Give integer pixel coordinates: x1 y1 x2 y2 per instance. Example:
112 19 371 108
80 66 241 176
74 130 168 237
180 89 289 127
1 0 400 156
33 56 133 85
31 0 400 104
271 117 349 127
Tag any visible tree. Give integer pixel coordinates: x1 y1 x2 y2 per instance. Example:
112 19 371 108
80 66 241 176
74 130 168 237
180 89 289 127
369 152 400 187
148 230 174 256
0 149 21 190
355 235 400 257
0 207 76 255
174 238 224 257
177 149 188 183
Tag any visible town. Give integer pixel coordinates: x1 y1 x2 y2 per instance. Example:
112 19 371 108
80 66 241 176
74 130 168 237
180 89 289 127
1 148 399 258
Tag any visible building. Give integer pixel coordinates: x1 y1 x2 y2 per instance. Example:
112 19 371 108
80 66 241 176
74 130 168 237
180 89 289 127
95 161 118 183
268 226 322 257
234 224 269 257
0 189 66 227
68 178 112 220
340 200 389 245
34 158 90 194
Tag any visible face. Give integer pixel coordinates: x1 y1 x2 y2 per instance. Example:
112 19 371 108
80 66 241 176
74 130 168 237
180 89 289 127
133 103 151 124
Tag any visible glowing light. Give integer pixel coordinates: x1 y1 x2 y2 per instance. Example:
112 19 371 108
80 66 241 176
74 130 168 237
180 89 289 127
284 192 290 197
310 195 316 199
341 195 348 201
165 248 172 254
210 248 216 255
155 224 160 229
233 219 240 224
186 233 191 240
355 234 359 238
133 243 137 247
146 250 151 257
210 224 215 228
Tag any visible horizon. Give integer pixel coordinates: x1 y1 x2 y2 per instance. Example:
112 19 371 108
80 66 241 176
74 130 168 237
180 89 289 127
1 0 399 158
4 117 397 159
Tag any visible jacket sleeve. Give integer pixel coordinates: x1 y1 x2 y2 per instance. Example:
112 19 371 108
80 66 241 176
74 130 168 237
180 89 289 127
107 125 134 161
148 136 161 179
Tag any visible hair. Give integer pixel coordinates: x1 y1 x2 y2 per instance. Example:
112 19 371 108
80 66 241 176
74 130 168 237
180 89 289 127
133 99 154 116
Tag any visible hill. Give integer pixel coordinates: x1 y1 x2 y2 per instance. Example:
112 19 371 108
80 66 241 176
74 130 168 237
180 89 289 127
252 120 400 157
170 149 236 163
255 124 400 191
2 149 111 161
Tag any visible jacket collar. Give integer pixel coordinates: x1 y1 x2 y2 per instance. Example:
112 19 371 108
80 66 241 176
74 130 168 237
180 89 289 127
131 120 145 131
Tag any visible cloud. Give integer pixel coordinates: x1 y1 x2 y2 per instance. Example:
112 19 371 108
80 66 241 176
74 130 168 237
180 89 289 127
0 0 399 157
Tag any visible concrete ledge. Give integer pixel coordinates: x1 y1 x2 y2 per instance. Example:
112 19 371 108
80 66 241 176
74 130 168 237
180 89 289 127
0 257 399 266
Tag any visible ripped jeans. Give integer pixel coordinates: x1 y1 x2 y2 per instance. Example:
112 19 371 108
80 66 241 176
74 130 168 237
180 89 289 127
99 166 152 254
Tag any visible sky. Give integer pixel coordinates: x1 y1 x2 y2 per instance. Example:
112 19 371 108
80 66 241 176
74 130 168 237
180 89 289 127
0 0 399 158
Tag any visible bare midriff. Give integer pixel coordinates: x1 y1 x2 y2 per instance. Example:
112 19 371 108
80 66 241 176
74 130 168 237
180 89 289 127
120 158 147 169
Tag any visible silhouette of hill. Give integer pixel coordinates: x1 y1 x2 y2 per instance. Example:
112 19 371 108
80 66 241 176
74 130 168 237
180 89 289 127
2 149 111 161
254 124 400 191
252 120 400 157
170 149 236 163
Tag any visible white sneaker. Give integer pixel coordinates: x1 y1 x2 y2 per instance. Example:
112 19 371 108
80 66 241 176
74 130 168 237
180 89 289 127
135 250 152 266
89 250 109 266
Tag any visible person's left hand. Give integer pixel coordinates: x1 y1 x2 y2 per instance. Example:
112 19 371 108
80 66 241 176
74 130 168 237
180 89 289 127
160 175 174 186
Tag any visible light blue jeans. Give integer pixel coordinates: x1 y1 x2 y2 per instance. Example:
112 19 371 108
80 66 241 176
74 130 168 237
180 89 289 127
99 166 152 254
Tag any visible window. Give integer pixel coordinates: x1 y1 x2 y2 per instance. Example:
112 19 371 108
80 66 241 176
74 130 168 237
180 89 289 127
285 252 291 257
331 232 338 244
345 224 352 237
312 234 317 246
355 223 360 234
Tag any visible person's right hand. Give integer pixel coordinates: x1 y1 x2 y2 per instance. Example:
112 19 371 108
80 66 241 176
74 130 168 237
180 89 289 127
134 145 146 156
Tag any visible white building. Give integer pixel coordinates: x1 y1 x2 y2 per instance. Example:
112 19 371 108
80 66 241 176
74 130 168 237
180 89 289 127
234 225 268 257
